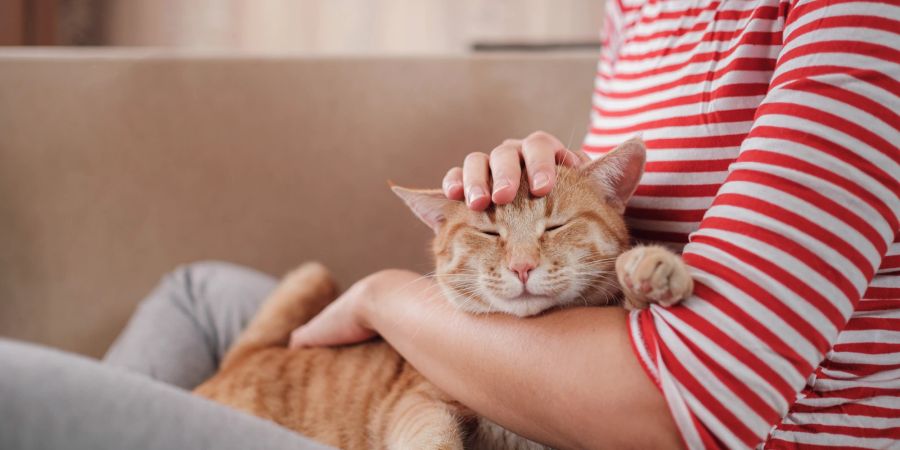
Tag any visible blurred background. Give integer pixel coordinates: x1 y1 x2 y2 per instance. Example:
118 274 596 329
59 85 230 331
1 0 604 53
1 1 602 356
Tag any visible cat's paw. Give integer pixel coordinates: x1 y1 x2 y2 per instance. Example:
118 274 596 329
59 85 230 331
616 246 692 310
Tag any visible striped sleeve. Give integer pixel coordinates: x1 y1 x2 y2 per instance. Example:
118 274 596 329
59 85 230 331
628 1 900 448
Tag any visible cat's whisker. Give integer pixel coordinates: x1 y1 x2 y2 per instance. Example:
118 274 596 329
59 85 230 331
575 253 619 260
572 274 620 286
573 271 614 279
406 287 476 339
573 257 619 266
436 275 482 283
569 264 617 272
564 125 577 157
572 261 617 268
441 274 479 282
392 276 483 332
384 271 442 298
563 268 616 275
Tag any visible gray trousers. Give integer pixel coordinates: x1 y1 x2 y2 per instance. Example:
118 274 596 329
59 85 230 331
1 261 334 450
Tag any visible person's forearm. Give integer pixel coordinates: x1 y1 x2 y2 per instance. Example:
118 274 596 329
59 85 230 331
364 275 683 449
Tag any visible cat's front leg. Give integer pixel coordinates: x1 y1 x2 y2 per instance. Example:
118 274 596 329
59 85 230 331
615 245 693 310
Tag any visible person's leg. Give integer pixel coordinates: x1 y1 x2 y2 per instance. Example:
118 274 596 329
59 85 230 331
104 261 278 389
0 339 333 450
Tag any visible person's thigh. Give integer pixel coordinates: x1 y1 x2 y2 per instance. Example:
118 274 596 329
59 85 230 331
104 261 278 389
1 339 334 450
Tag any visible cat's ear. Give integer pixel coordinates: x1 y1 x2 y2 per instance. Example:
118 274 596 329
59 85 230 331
581 137 646 213
391 186 453 233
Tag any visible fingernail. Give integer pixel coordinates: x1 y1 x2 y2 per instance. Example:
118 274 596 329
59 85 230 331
532 172 550 190
444 180 461 195
492 177 511 195
467 186 487 205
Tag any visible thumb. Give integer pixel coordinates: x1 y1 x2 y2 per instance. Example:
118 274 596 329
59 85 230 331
288 326 311 348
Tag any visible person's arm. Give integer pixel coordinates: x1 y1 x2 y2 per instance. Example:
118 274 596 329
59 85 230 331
292 270 684 449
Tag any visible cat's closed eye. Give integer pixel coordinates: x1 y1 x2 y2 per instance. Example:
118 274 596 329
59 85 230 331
544 223 567 233
477 229 500 237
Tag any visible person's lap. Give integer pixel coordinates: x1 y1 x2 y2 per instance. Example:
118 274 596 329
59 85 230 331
104 261 275 388
1 261 334 450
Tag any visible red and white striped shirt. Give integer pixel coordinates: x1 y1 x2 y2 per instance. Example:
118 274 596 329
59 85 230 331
583 0 900 448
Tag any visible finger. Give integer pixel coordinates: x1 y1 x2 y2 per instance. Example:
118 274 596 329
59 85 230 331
288 326 309 348
442 166 464 200
289 322 350 348
521 131 564 196
489 143 522 204
462 152 491 210
289 308 369 348
288 301 346 348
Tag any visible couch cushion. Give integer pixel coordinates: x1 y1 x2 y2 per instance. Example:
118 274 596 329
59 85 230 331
0 49 595 357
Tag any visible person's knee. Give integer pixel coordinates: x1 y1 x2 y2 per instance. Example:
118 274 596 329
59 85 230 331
168 260 254 286
0 339 75 389
0 339 37 377
156 260 278 313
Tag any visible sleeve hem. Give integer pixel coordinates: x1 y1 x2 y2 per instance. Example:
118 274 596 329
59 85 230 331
627 309 662 392
628 309 705 450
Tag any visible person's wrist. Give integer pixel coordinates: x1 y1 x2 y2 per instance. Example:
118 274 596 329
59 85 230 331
355 269 418 332
353 274 381 332
356 270 400 330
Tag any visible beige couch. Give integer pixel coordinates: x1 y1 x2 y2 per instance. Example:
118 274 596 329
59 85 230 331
0 48 596 358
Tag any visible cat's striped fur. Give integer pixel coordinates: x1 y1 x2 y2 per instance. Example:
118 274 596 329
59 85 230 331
195 264 467 449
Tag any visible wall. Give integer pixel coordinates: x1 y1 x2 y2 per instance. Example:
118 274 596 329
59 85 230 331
101 0 605 53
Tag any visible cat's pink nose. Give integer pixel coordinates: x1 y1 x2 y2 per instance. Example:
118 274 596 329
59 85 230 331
509 261 535 284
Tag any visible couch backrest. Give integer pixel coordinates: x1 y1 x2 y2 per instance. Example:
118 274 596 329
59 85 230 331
0 49 596 357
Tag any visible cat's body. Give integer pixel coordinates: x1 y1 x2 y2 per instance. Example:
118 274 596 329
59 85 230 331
195 262 545 449
195 139 693 449
197 294 463 449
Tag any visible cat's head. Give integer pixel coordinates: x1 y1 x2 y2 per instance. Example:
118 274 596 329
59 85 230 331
393 138 645 317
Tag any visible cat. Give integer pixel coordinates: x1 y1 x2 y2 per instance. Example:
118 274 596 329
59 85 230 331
194 138 693 449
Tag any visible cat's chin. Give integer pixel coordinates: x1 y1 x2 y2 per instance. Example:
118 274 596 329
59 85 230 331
458 294 558 317
438 284 560 317
491 295 560 317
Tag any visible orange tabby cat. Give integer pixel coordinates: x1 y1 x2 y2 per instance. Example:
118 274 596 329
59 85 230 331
194 138 693 449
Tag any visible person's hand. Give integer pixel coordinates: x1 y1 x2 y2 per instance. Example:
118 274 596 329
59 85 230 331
442 131 591 210
288 269 427 348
